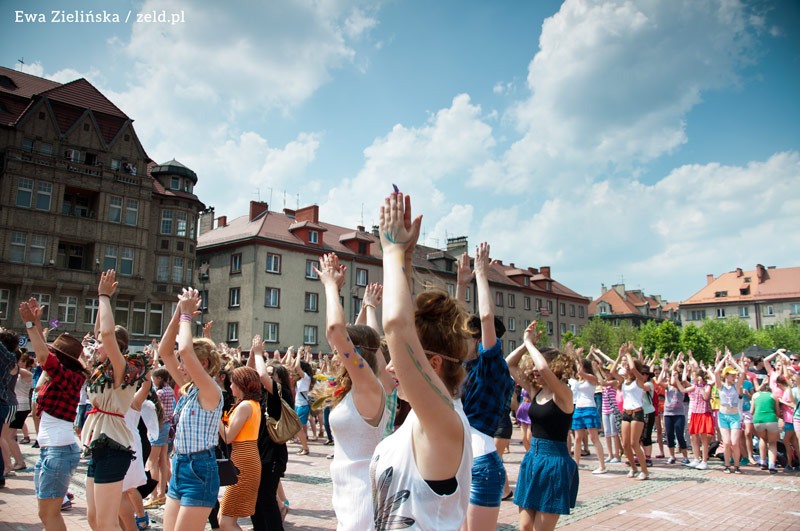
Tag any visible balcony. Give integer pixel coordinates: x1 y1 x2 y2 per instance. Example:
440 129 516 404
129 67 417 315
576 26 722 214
3 147 141 186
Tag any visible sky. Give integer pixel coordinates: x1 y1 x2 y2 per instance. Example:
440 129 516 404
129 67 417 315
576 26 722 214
3 0 799 303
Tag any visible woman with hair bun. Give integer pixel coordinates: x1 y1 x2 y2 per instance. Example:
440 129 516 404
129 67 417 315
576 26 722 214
218 366 262 530
157 288 224 531
507 322 578 531
370 191 473 530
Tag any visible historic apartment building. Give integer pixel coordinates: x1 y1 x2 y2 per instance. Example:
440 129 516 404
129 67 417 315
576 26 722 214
681 265 800 330
0 66 204 347
196 201 590 352
589 283 681 327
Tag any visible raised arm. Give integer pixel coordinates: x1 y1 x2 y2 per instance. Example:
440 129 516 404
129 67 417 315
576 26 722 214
177 288 220 410
506 342 532 393
131 368 153 411
18 299 50 367
317 253 383 421
356 282 383 333
249 335 274 395
474 242 497 351
455 251 473 305
158 305 189 388
97 270 126 388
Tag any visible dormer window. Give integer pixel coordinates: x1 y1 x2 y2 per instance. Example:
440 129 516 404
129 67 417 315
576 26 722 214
170 177 180 191
309 230 319 244
714 291 728 298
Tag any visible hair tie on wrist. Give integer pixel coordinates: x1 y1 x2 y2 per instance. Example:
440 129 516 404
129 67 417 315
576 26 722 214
363 303 376 310
99 294 111 299
179 313 193 322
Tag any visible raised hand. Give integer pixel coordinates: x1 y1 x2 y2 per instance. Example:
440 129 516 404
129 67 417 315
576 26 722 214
251 335 264 355
456 252 474 285
363 283 383 308
524 320 544 346
98 269 118 297
315 253 346 290
379 192 421 253
474 242 494 278
203 320 214 339
178 288 201 316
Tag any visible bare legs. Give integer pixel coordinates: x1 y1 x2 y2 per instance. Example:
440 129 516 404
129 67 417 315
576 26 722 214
621 420 649 478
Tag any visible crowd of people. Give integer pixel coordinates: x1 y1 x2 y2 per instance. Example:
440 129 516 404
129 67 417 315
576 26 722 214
1 190 799 531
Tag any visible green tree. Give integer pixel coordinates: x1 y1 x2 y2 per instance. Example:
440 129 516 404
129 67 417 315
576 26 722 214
752 329 774 349
763 320 800 353
680 324 712 362
610 322 640 355
700 317 755 355
561 330 577 347
638 320 659 356
654 320 681 357
577 317 613 355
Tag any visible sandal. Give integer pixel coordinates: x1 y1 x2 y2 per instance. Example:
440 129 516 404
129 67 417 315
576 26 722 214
580 450 590 457
502 490 514 501
144 496 166 509
723 466 731 474
636 472 649 481
280 503 289 521
626 470 637 478
733 467 742 474
20 436 30 444
135 513 150 530
296 449 309 456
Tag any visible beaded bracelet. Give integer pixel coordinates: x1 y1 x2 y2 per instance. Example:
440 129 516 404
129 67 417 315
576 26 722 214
179 313 193 322
363 303 376 310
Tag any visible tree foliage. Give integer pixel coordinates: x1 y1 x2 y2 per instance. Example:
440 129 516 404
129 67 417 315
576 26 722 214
700 318 755 355
680 324 711 362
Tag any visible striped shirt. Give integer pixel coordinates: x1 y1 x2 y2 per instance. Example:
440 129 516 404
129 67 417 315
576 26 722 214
601 386 618 414
157 386 177 426
173 385 223 455
689 385 711 414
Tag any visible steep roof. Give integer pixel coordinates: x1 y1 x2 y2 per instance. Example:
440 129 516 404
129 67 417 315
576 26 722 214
682 266 800 305
40 78 128 118
0 66 60 98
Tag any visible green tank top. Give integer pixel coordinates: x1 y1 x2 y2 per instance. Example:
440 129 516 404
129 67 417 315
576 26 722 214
752 392 778 424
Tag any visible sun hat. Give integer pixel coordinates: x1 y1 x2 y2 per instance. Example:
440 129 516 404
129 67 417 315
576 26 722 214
49 333 87 372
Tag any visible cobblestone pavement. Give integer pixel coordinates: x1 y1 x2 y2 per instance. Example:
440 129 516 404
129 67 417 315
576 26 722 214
2 424 799 530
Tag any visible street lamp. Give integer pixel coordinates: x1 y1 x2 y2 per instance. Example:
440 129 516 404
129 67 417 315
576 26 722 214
198 262 210 330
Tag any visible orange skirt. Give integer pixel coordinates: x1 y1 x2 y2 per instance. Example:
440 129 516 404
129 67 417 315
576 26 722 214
220 440 261 517
689 412 714 435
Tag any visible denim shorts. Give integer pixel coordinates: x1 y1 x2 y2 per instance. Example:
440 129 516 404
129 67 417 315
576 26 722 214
296 404 310 425
168 449 219 508
718 412 742 431
602 412 619 436
150 422 171 447
469 451 506 507
35 443 81 499
86 445 134 484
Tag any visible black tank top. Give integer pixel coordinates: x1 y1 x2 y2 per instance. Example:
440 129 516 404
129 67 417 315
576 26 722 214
529 389 573 441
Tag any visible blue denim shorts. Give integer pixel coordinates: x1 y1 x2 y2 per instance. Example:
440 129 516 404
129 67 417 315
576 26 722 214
470 451 506 507
150 422 171 447
168 449 219 508
35 443 81 499
296 404 310 425
718 412 742 431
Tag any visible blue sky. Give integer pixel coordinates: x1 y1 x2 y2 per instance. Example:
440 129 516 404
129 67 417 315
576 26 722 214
3 0 799 302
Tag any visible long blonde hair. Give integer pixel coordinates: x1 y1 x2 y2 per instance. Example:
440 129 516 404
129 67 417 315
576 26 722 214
179 337 222 396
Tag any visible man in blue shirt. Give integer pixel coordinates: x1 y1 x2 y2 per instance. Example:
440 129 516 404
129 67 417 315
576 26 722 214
0 331 21 489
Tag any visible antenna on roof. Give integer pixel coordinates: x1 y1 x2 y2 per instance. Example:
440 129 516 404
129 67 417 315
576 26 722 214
283 190 287 208
619 274 625 284
17 58 24 66
421 229 427 245
254 188 260 201
360 203 364 227
296 193 299 210
268 187 273 207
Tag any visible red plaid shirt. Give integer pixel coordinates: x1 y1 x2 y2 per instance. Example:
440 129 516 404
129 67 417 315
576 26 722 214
36 353 86 422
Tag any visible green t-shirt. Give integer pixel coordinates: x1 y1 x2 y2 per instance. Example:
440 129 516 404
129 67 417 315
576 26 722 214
752 392 778 424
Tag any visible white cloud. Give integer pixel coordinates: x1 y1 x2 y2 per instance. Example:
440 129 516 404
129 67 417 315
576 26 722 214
470 0 758 192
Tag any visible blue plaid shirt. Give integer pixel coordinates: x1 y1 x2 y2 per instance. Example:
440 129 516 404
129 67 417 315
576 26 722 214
461 339 514 437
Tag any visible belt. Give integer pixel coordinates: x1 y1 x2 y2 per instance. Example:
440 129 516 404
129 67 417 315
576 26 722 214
86 407 124 419
623 408 643 415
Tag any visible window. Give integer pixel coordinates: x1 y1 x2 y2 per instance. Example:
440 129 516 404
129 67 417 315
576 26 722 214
125 199 139 226
109 196 123 223
356 268 368 286
39 143 52 156
84 298 99 325
266 253 281 273
739 306 749 317
465 286 471 302
714 291 728 298
560 323 567 334
104 245 118 271
10 232 26 262
559 303 566 316
358 241 368 255
524 297 531 311
176 212 187 237
120 248 134 276
132 302 147 335
186 261 193 287
22 138 34 152
29 234 46 265
115 300 130 328
764 305 774 316
508 340 516 351
547 301 553 312
156 256 169 282
579 306 585 318
354 297 363 315
148 304 163 336
32 293 50 322
308 230 319 244
16 178 33 207
508 317 516 331
508 294 515 308
689 310 706 321
36 182 52 211
305 292 318 312
229 287 241 308
536 298 543 310
792 304 800 315
57 296 77 324
263 322 279 343
447 284 455 297
170 177 180 190
227 322 239 342
495 292 504 307
189 215 195 239
306 260 319 279
172 257 183 283
569 304 575 317
304 325 318 345
524 319 532 329
0 289 9 320
265 288 280 308
547 321 554 335
160 209 173 234
230 254 242 274
199 290 208 311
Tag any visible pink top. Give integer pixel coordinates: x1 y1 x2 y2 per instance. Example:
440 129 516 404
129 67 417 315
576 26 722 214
689 384 711 414
601 386 618 414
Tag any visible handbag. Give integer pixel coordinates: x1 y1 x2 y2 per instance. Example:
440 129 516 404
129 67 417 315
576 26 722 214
217 425 240 487
266 382 302 445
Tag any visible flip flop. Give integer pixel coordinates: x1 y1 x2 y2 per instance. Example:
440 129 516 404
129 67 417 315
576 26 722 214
502 490 514 501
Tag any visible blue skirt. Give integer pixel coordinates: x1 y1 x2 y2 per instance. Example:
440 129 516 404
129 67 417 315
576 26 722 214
571 406 601 430
514 437 579 515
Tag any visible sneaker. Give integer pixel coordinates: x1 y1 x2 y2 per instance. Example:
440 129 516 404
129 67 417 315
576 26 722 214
681 458 691 465
61 500 72 511
635 472 649 481
606 457 621 464
667 457 676 465
769 467 778 475
684 459 700 468
32 441 40 448
696 461 708 470
645 459 653 467
591 468 608 475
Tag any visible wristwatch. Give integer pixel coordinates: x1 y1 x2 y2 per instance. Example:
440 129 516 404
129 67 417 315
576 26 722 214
25 321 35 329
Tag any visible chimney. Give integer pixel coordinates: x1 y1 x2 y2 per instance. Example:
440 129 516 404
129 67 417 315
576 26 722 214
249 201 269 221
735 267 743 277
446 236 468 256
295 205 319 223
612 283 625 297
357 225 365 233
706 274 714 285
509 263 515 268
540 266 551 278
198 207 215 236
283 208 296 218
371 225 379 237
528 267 539 275
601 283 607 295
756 264 767 283
217 216 227 228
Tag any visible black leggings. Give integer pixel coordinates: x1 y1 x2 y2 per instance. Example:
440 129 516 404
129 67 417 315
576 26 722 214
640 412 656 447
664 415 687 450
251 459 286 531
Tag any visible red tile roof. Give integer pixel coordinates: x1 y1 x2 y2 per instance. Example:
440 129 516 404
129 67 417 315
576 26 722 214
588 285 670 317
0 66 60 98
682 266 800 305
150 177 205 206
41 78 128 118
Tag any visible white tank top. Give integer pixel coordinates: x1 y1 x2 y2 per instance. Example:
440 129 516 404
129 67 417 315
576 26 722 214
622 381 644 410
15 376 33 410
369 400 472 531
330 390 388 531
574 380 596 408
